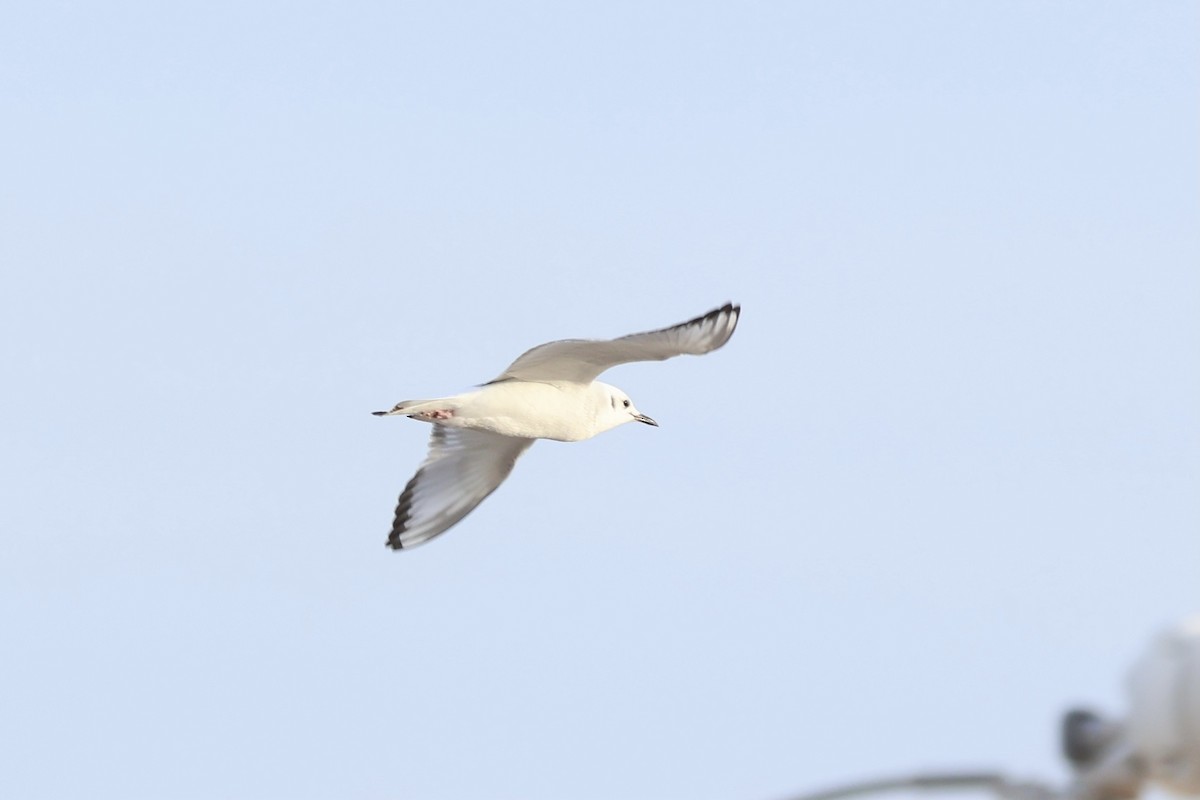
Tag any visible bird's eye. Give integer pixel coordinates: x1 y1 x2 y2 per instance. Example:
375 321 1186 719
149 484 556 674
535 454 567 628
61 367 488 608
623 399 631 408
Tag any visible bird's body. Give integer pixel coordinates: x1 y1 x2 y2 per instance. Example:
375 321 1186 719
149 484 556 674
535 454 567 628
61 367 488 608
374 303 740 550
384 380 630 442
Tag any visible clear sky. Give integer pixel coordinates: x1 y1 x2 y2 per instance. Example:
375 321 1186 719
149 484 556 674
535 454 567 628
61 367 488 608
1 2 1197 799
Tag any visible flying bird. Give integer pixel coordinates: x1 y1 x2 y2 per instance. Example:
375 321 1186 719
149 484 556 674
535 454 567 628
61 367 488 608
373 303 741 549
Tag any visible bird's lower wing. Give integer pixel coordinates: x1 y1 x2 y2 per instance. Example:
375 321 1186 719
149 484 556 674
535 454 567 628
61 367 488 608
388 426 535 550
487 303 740 384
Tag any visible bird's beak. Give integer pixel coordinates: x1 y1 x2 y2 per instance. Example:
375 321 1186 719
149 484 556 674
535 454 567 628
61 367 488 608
634 413 658 427
371 405 404 417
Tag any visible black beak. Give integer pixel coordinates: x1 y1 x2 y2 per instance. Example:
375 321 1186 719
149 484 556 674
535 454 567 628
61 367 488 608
634 413 658 427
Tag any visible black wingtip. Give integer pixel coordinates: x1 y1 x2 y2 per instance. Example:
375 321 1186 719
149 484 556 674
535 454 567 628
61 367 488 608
696 302 739 341
699 302 739 323
386 519 406 549
722 302 740 327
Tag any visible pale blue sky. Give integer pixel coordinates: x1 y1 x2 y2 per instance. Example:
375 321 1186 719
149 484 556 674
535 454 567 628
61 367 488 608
1 2 1197 799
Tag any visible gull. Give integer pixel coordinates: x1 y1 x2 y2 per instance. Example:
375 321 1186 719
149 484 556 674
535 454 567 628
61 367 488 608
373 303 741 550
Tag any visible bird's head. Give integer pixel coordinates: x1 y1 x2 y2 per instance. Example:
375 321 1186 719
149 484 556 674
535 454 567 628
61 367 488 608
594 382 658 432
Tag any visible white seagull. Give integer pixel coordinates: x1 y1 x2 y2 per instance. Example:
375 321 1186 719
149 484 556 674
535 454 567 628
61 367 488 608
373 303 741 550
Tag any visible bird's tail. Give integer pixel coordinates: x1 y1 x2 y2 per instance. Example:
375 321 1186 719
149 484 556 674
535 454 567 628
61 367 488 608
371 397 459 418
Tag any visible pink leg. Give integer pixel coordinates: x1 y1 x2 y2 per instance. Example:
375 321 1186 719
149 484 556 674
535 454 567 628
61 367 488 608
411 408 454 421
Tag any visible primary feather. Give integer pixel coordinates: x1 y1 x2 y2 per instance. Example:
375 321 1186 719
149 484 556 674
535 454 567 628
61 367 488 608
487 303 740 384
389 426 534 549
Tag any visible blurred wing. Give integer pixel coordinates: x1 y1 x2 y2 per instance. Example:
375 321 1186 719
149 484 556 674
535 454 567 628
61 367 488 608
488 303 740 384
387 426 534 550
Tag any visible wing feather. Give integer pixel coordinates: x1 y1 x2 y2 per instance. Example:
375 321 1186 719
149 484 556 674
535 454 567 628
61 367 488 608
388 426 534 550
488 303 740 384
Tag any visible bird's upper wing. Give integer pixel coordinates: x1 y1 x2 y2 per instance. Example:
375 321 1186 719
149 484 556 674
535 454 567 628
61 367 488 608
388 425 535 550
487 303 740 384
